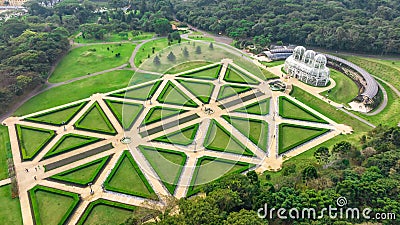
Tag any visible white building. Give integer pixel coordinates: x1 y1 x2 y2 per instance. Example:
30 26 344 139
284 46 330 87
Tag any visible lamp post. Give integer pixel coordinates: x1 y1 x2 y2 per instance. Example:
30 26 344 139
88 182 94 195
194 140 197 153
62 121 66 131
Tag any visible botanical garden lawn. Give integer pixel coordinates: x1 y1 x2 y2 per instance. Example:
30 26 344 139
0 125 9 180
279 97 326 123
50 44 136 83
143 107 183 126
187 35 215 42
290 86 371 132
179 65 221 80
0 185 23 225
26 103 85 125
167 61 212 74
224 67 259 84
235 99 269 115
81 203 134 225
157 82 197 107
321 69 359 104
15 70 160 116
217 85 252 100
177 80 215 104
260 60 285 67
17 126 54 160
134 38 187 67
74 31 154 43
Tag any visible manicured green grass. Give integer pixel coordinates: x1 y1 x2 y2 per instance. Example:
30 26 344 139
279 96 328 124
290 86 371 132
74 31 154 43
0 125 10 180
167 61 212 74
342 55 400 91
204 120 254 156
134 38 186 67
224 67 259 84
16 125 55 160
260 60 285 67
217 84 252 100
44 134 101 159
25 102 87 126
278 124 330 154
104 151 157 199
0 185 23 225
223 116 268 152
105 100 144 130
29 186 80 225
15 70 158 116
78 199 135 225
260 68 280 80
321 69 359 104
157 81 198 107
187 156 254 196
75 103 116 134
179 64 221 80
50 44 136 83
142 106 185 126
153 124 199 146
187 35 215 42
139 146 187 194
234 98 269 115
177 80 215 104
51 156 109 186
111 80 162 101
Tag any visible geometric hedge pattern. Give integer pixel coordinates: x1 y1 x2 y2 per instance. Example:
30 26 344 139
4 59 341 224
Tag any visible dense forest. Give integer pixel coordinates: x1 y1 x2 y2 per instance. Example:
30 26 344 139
172 0 400 54
128 126 400 225
0 0 173 115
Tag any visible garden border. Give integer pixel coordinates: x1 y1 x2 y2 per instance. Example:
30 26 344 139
176 79 216 104
157 81 198 107
234 98 270 115
224 66 259 85
16 125 56 161
104 99 144 130
178 64 222 80
74 102 117 135
110 80 162 101
142 106 187 126
152 123 200 146
279 96 329 124
217 84 253 100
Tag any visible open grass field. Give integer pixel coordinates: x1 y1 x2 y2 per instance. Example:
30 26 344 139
50 44 136 83
15 70 159 116
167 61 212 74
0 125 10 180
74 31 154 44
321 69 359 104
291 86 371 132
0 185 22 225
234 99 269 115
140 146 187 194
342 56 400 91
135 38 187 67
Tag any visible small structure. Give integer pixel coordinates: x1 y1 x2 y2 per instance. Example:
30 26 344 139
120 137 132 144
204 107 215 115
284 46 330 87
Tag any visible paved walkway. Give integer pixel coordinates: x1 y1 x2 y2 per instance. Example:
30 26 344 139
0 178 11 187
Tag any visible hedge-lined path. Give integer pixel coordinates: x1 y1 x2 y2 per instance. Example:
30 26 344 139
3 58 352 225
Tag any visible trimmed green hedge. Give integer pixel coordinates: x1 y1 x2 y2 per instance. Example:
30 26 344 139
104 99 144 130
110 80 162 100
157 81 198 107
49 156 110 186
28 185 80 225
138 146 187 194
74 102 117 135
178 64 222 80
24 102 88 126
224 66 259 85
278 123 331 155
104 150 157 199
234 98 270 115
279 96 329 124
16 125 56 161
203 120 254 157
77 199 136 225
217 84 253 100
43 134 102 159
152 123 199 146
187 156 255 196
142 106 187 126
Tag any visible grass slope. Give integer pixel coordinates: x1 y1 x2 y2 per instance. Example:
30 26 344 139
321 69 359 104
50 44 135 83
